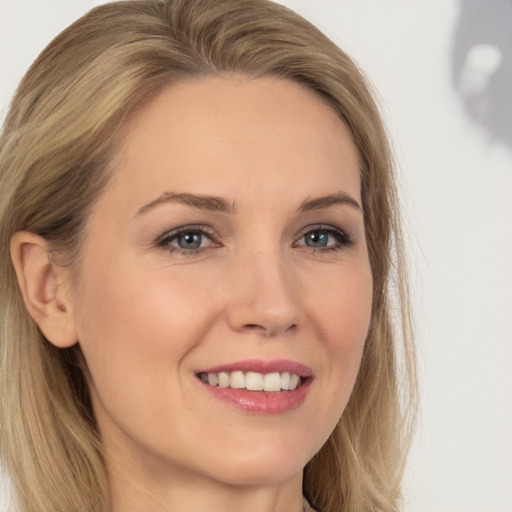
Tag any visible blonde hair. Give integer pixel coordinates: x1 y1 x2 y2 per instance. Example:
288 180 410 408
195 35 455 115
0 1 416 511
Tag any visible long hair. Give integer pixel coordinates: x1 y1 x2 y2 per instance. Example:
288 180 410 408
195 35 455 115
0 1 417 511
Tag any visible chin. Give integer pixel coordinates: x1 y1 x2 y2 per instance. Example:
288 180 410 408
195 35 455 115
197 437 313 487
210 460 305 487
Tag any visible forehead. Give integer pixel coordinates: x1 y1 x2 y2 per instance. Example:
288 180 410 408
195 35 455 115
104 76 361 212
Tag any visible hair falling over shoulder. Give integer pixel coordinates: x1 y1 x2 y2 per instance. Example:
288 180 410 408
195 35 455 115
0 1 417 511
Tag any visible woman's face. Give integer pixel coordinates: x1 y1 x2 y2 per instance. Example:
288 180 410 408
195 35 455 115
69 76 372 487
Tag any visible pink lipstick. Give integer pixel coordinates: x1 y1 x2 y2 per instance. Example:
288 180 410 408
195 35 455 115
196 359 313 414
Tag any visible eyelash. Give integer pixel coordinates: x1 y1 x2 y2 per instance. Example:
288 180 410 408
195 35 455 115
156 224 353 257
156 225 219 256
293 225 354 253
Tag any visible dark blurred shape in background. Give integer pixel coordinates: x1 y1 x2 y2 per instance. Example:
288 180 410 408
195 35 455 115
452 0 512 151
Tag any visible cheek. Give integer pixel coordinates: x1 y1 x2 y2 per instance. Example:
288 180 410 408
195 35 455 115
75 267 210 371
72 256 210 400
307 261 373 420
72 263 223 450
314 260 373 352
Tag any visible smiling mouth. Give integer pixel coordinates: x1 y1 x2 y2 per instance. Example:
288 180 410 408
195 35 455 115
197 371 304 392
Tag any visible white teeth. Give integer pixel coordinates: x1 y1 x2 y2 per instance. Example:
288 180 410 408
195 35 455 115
281 372 290 390
218 372 230 388
200 370 303 392
230 371 245 389
263 372 281 392
289 374 300 391
245 372 263 391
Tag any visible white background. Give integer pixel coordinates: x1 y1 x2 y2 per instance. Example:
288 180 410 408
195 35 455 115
1 1 511 511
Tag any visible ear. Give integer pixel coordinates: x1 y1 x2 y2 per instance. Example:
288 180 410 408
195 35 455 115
10 231 78 348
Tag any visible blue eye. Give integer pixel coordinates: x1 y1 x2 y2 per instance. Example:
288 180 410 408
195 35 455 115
297 226 352 251
175 232 203 249
304 231 330 247
157 226 217 254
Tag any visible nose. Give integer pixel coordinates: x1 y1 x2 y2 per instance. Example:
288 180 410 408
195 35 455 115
226 248 300 337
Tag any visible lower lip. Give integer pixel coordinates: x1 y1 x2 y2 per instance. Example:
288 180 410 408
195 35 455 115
199 379 312 414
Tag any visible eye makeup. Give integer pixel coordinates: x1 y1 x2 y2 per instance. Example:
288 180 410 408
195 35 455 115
154 221 355 258
156 224 221 256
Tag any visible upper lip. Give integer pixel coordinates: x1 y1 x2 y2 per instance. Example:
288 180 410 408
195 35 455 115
196 359 313 378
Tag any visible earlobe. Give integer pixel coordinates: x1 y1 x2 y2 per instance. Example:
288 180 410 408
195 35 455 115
10 231 78 348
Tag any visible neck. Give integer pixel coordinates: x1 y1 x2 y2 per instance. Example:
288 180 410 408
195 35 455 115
110 468 305 512
107 446 305 512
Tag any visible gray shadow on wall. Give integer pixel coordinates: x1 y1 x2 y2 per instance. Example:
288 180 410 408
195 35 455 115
452 0 512 151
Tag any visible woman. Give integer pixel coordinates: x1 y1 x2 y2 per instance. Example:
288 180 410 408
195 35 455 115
0 1 416 511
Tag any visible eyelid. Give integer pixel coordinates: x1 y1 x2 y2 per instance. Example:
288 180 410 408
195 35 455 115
294 223 348 239
293 224 353 250
156 224 217 242
156 224 222 255
154 222 353 256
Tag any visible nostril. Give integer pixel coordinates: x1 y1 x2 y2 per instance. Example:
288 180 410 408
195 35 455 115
242 323 298 336
243 324 265 332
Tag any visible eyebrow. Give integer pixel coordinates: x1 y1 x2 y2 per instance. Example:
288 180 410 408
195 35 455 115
135 192 237 217
135 190 361 217
299 192 362 212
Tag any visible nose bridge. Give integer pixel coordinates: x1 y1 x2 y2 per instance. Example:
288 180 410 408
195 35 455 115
227 240 299 336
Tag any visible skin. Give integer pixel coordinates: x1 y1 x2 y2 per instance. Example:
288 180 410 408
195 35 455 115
14 76 373 512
